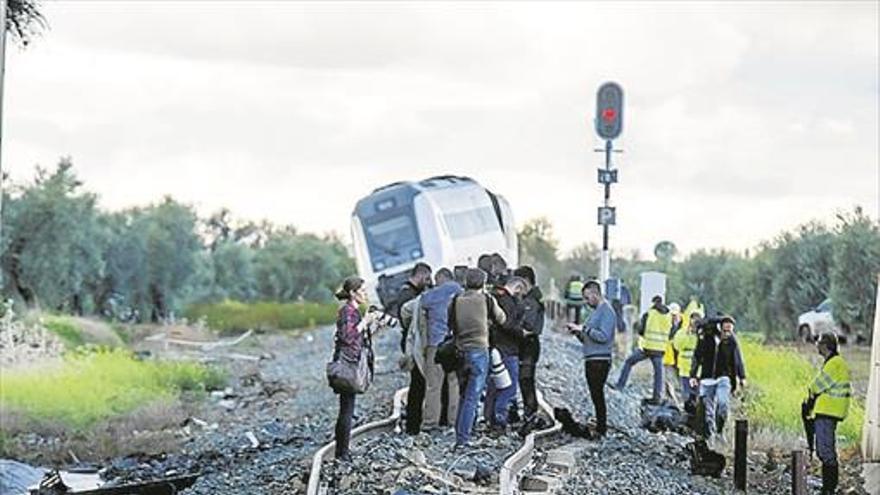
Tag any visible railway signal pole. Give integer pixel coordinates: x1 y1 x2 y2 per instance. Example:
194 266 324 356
594 82 623 284
0 0 7 291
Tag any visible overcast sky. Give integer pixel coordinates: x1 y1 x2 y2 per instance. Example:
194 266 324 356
3 1 878 257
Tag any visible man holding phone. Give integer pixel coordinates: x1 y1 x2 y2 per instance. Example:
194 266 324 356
565 280 616 437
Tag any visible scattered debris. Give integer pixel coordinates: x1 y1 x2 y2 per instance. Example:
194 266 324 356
244 432 260 450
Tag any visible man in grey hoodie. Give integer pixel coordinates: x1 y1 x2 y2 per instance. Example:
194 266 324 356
565 280 616 436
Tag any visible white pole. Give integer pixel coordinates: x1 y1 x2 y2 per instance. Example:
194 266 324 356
862 274 880 462
599 250 610 283
0 0 7 292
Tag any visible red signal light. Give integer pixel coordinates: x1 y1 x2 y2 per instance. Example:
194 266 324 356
602 107 616 122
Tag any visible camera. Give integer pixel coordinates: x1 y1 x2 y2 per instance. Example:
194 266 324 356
367 306 398 328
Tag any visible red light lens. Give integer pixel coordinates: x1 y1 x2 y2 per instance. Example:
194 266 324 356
602 108 616 122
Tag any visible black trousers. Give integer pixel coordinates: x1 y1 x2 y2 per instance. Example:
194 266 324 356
335 392 356 458
584 359 611 433
566 304 582 324
405 365 426 434
519 338 541 417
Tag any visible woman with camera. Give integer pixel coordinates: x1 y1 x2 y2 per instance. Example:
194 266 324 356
330 276 369 462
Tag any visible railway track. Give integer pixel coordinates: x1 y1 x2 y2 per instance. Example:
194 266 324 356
306 384 574 495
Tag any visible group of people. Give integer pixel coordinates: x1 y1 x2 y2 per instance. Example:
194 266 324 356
331 268 852 494
606 294 747 445
564 287 851 494
381 254 545 449
559 284 747 443
329 254 547 458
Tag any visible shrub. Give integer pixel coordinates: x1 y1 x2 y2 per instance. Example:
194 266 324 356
42 315 85 348
184 300 338 333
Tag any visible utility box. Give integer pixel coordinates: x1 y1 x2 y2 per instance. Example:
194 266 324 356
639 271 667 316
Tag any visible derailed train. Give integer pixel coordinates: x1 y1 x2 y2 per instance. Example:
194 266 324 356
351 175 517 307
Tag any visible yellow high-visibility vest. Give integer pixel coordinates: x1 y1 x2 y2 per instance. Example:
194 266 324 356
672 328 698 376
565 281 584 301
662 320 681 366
639 308 671 353
809 354 851 420
663 341 676 366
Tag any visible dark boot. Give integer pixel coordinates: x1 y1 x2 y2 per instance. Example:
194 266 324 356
821 463 839 495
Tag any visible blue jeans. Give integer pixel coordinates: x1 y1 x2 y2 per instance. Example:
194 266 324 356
815 416 839 466
680 376 696 400
700 376 731 436
615 348 663 401
455 349 489 445
484 352 520 426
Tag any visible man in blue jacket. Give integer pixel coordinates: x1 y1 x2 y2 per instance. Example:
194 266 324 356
420 268 463 429
566 280 616 436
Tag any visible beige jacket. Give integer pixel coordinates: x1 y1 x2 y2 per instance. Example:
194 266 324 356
400 296 430 373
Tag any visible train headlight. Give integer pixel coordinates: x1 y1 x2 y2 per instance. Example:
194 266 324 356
374 261 385 271
411 249 422 259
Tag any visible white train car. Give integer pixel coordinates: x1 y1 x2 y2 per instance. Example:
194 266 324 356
351 175 518 307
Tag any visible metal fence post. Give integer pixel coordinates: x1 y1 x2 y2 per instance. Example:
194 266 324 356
734 419 748 491
791 450 807 495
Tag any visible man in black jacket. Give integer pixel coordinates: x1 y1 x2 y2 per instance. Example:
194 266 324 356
689 315 747 444
385 262 433 352
484 276 530 431
514 266 545 420
387 262 432 435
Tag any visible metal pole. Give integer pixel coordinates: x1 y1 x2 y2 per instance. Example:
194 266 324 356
734 419 748 491
599 139 611 282
862 274 880 494
864 274 880 460
791 450 807 495
0 0 7 291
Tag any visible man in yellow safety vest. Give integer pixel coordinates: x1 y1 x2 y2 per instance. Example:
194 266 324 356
805 333 851 495
611 295 670 404
564 275 585 325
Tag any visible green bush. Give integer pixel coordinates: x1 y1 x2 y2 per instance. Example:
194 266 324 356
43 316 85 348
0 348 226 430
109 323 131 345
740 340 864 445
184 300 338 333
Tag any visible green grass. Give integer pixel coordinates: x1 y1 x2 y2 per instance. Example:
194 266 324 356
184 300 338 333
110 322 131 345
739 336 865 445
0 348 226 430
43 315 85 348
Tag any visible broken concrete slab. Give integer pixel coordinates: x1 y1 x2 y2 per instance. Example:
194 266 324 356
520 473 562 492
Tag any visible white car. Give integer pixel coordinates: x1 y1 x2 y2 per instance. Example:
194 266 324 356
797 299 849 343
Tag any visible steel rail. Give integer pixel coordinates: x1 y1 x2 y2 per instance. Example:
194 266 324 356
306 387 408 495
499 389 563 494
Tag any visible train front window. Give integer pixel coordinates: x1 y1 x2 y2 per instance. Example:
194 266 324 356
365 214 420 270
444 207 500 240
